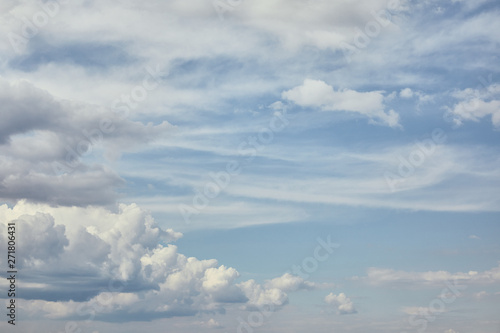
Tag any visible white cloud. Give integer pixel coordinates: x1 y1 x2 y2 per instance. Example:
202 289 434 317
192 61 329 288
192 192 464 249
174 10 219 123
324 292 357 315
0 0 497 331
402 306 446 316
0 0 410 118
399 88 434 113
202 318 223 329
400 88 414 98
238 279 288 310
282 79 400 127
361 263 500 286
15 212 68 264
469 234 480 240
447 83 500 128
264 273 316 292
215 143 500 215
0 201 303 321
444 329 459 333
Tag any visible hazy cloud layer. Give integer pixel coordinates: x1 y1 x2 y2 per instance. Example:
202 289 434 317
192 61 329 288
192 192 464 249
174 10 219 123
357 264 500 286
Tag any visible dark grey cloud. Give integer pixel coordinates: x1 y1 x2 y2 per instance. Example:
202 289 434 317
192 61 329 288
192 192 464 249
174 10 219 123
0 80 64 144
0 165 124 206
17 212 68 262
0 78 172 206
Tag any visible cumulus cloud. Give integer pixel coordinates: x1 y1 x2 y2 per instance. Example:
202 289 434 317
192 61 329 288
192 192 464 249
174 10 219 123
399 88 433 112
0 202 303 321
324 292 357 315
201 318 223 329
237 279 288 311
264 273 316 292
15 212 68 264
282 79 400 127
446 83 500 128
0 78 173 206
444 329 459 333
0 0 497 330
0 202 183 300
400 88 414 98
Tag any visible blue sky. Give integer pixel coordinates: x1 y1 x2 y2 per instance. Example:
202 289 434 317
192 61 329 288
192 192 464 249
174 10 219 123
0 0 500 332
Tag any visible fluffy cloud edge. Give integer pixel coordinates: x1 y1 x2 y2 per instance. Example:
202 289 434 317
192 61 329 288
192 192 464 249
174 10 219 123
0 201 314 322
282 79 401 128
324 292 357 315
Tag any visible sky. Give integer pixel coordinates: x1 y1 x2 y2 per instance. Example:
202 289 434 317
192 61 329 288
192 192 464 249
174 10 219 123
0 0 499 332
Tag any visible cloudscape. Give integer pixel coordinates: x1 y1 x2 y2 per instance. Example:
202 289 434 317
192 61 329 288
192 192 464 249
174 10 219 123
0 0 499 332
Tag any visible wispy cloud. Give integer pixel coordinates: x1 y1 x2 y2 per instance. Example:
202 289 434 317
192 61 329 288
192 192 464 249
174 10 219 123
357 263 500 286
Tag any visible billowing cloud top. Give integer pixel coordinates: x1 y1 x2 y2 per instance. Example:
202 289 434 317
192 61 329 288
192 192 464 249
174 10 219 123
0 202 316 321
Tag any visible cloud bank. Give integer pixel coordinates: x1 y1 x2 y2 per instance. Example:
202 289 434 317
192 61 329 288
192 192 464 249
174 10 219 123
0 202 313 321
